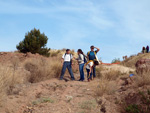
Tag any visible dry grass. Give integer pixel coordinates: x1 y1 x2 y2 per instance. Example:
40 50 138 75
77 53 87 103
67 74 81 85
121 53 150 68
103 70 121 81
0 65 13 102
96 66 103 78
50 50 61 57
135 73 150 87
95 69 120 96
0 58 29 103
96 79 117 96
24 57 62 83
0 55 63 103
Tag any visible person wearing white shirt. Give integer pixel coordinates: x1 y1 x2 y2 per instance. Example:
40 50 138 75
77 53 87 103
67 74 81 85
60 49 75 80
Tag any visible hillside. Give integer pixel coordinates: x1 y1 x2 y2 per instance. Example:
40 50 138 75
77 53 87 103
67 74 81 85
0 51 150 113
121 53 150 68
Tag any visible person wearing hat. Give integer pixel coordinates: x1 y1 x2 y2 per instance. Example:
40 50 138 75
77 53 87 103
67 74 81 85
60 49 75 80
87 45 100 79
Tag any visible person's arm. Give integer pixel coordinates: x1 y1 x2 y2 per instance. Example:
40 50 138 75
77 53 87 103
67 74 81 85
87 52 89 60
83 53 88 58
89 62 93 73
61 58 64 63
61 54 65 65
89 66 93 74
94 46 100 53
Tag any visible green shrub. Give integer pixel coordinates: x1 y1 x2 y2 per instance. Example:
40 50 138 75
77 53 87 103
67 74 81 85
111 58 121 63
126 104 140 113
16 28 50 57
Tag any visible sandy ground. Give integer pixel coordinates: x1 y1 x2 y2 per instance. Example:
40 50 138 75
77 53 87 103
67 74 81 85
0 76 101 113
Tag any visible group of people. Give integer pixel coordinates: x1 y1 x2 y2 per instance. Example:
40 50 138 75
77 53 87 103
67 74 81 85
59 45 100 82
142 45 149 53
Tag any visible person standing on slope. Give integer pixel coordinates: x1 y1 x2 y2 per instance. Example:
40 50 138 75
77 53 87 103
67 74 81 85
60 49 75 81
75 49 87 81
87 45 100 79
86 60 99 82
146 45 149 53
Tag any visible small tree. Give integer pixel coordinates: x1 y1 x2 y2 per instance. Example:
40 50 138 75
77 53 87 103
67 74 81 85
16 28 50 56
111 58 121 63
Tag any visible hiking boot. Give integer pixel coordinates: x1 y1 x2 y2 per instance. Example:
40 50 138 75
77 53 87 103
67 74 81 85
59 78 63 80
71 78 75 81
93 77 96 80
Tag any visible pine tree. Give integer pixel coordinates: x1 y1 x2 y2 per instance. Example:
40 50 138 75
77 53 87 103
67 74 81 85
16 28 50 57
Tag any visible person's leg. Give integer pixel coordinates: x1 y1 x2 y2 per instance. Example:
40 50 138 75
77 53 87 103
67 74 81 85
81 64 85 81
67 62 75 80
93 66 96 78
90 71 93 80
79 64 82 81
60 62 67 80
87 68 92 82
86 69 89 79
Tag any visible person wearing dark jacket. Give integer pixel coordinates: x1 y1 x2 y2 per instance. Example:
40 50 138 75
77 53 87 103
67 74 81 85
146 45 149 53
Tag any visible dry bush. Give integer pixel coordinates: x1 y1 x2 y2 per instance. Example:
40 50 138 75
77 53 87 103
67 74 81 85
103 70 121 80
24 57 62 83
0 65 13 102
96 66 103 78
95 69 120 97
50 50 61 57
0 60 28 103
50 60 62 78
96 79 117 96
135 73 150 87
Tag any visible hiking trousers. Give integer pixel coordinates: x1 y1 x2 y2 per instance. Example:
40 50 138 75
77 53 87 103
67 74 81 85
86 69 92 80
79 63 85 81
60 62 75 80
93 65 96 78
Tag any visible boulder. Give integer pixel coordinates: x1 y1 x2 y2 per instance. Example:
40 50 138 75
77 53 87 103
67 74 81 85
135 59 150 74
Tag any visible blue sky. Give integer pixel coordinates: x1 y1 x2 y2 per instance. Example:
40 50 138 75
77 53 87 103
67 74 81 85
0 0 150 62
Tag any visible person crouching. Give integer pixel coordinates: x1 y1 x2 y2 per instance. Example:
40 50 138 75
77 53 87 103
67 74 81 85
86 60 99 82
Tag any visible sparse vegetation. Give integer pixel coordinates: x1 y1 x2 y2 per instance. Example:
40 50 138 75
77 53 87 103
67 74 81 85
103 70 121 80
124 90 150 113
96 79 117 96
96 66 103 78
125 104 140 113
111 58 121 63
32 97 54 105
95 68 121 96
24 57 62 83
79 100 97 110
135 73 150 87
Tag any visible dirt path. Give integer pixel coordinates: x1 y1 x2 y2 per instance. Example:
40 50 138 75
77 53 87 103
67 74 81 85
0 78 100 113
0 65 137 113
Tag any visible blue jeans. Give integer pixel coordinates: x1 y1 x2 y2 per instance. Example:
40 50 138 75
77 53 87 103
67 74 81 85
86 69 92 80
93 66 96 78
60 62 75 80
79 63 84 81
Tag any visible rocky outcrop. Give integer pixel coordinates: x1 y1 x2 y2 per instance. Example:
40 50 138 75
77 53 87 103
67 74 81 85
135 59 150 74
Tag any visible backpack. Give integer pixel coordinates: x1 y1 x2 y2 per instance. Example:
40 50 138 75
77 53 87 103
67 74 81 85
83 55 87 64
79 54 87 64
87 51 100 65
